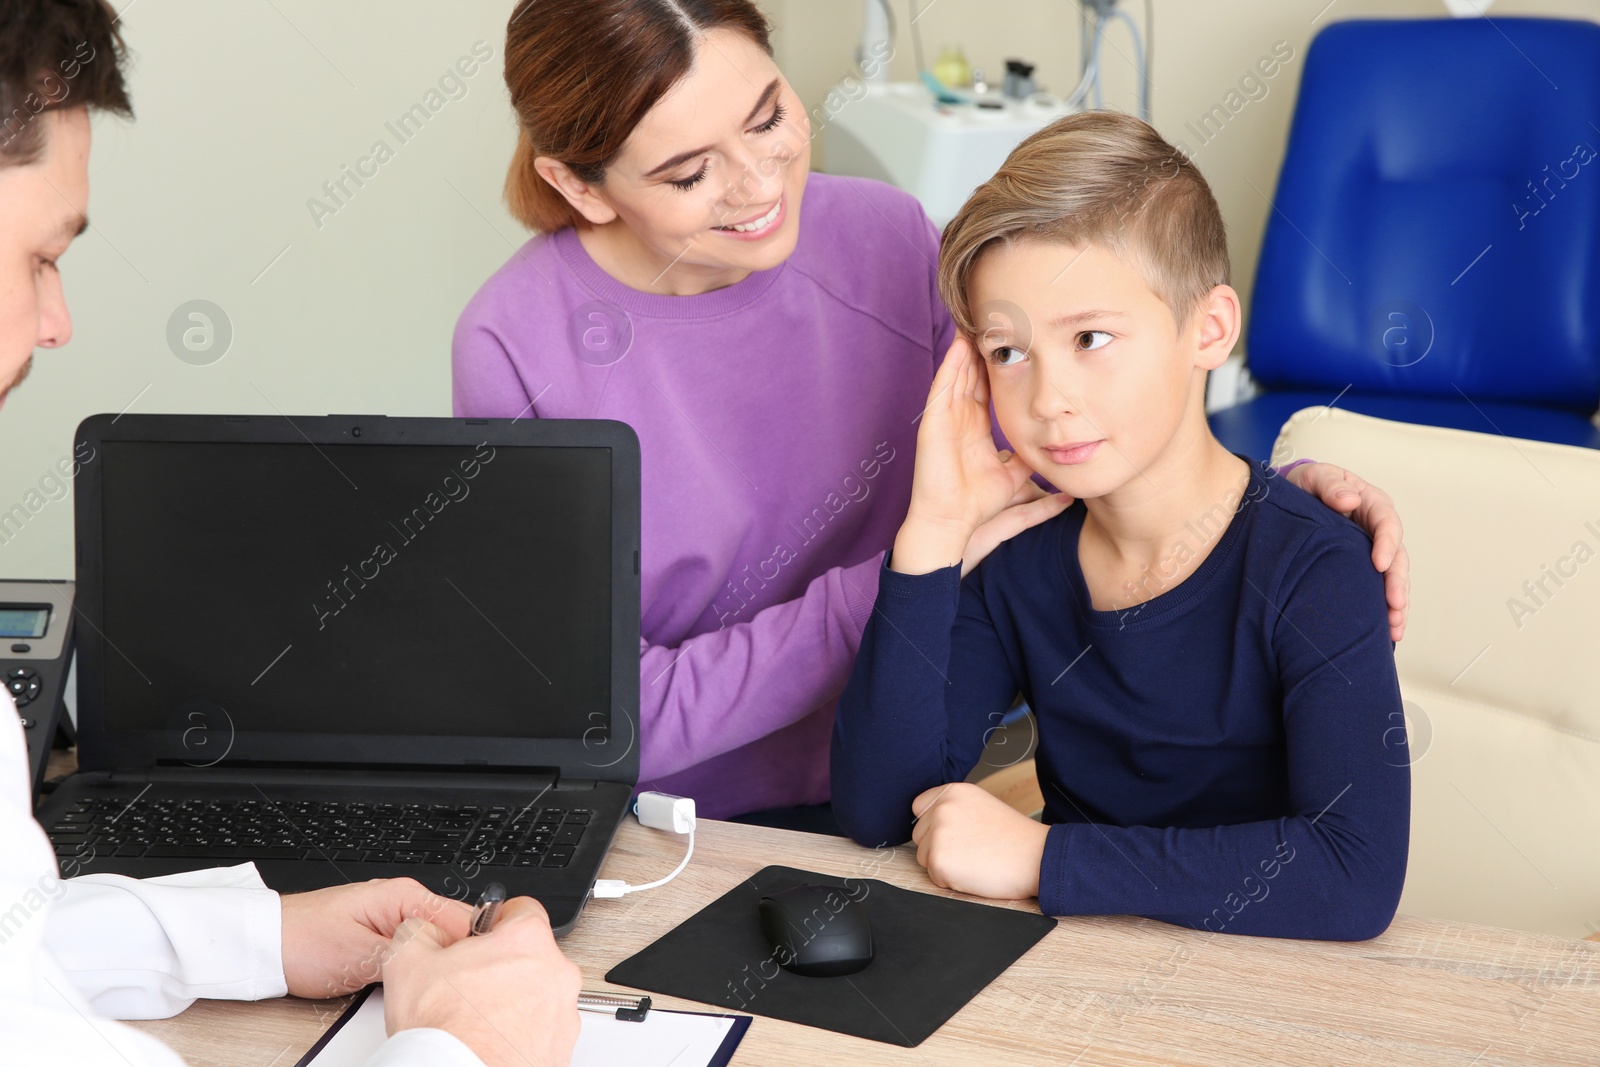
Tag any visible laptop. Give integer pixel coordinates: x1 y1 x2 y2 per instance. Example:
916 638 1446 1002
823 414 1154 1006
36 413 640 936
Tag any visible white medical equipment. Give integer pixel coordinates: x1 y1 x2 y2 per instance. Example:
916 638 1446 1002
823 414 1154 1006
832 1 1152 227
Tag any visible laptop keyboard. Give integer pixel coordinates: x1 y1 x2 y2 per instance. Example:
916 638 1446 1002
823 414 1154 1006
48 797 594 869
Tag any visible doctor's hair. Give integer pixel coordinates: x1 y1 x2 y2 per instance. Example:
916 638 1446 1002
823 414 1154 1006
0 0 132 168
502 0 773 233
938 110 1230 338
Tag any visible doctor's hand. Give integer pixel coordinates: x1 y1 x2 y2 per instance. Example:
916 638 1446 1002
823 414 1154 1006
279 877 471 998
895 337 1064 575
910 782 1050 901
382 896 583 1067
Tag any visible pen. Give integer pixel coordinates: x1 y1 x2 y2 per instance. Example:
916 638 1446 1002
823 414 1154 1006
578 990 652 1022
469 882 506 936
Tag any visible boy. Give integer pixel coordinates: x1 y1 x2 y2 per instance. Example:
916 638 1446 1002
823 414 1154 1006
831 111 1409 940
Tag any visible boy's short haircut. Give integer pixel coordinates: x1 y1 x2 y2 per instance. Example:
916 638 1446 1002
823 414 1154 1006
939 110 1231 339
0 0 132 169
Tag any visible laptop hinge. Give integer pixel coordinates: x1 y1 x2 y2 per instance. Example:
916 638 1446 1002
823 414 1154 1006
137 763 561 791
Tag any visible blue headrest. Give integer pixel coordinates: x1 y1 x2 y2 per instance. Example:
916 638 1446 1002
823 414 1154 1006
1247 18 1600 411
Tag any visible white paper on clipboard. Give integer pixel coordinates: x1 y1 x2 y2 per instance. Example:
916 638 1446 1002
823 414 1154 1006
296 986 746 1067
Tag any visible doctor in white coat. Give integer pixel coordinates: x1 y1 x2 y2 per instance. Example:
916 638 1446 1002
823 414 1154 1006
0 2 581 1065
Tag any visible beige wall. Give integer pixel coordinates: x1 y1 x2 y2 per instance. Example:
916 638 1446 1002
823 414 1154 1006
0 1 522 579
766 0 1600 340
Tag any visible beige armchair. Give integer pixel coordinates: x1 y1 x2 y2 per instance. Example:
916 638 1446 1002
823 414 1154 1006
1274 406 1600 939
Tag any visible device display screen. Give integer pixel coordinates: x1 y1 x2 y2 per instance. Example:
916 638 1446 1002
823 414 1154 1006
97 440 612 742
0 605 49 638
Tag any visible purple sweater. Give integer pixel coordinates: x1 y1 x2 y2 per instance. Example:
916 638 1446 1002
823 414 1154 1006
452 174 955 818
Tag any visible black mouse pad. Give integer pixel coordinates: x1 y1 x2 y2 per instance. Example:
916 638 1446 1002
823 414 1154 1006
604 864 1057 1047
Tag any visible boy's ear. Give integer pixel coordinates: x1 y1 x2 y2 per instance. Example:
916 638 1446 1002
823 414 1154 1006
532 157 620 227
1190 284 1242 371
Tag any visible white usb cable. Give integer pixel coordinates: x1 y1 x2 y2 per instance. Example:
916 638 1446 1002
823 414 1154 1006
591 791 696 899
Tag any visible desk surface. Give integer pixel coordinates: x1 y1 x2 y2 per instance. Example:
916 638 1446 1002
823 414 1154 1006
114 816 1598 1067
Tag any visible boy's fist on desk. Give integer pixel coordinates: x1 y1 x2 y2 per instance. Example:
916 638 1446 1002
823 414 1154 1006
910 781 1050 901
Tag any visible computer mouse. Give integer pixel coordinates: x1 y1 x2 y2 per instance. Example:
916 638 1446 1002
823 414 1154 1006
757 883 874 977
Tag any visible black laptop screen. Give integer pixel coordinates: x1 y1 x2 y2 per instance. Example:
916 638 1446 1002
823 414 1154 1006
97 440 610 741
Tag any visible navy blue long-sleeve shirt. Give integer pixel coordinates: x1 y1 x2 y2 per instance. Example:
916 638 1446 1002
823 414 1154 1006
832 460 1410 941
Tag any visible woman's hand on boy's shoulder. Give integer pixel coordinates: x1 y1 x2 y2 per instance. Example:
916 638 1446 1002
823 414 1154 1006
1280 462 1411 642
895 337 1055 575
910 782 1050 901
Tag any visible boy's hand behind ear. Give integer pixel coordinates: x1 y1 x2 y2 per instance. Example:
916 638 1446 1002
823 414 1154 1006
894 338 1062 575
962 478 1073 577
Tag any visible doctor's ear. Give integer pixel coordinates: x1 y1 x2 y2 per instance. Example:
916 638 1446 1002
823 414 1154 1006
532 157 619 227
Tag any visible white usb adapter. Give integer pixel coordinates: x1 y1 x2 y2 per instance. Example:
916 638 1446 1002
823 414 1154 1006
591 791 697 899
632 791 696 834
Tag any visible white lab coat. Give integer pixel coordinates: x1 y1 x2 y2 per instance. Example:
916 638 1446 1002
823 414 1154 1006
0 696 482 1066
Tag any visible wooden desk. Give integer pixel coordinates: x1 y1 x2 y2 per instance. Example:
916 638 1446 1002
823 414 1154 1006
109 816 1597 1066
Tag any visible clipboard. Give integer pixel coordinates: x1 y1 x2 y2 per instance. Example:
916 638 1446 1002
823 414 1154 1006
294 984 752 1067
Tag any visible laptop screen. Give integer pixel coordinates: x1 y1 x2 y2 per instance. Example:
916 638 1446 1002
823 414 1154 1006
96 439 611 743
